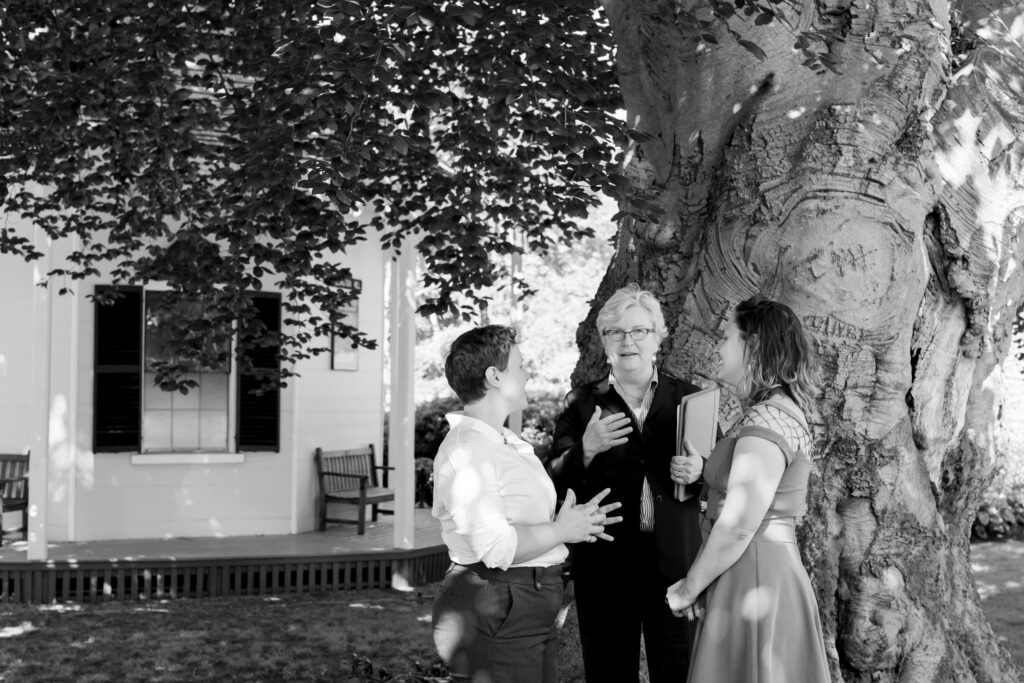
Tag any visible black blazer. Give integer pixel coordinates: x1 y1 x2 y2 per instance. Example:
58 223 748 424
547 370 704 581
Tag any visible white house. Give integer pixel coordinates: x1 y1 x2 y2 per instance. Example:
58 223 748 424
0 210 421 562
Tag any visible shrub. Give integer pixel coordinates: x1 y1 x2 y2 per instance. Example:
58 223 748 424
386 391 568 462
521 392 566 460
972 497 1024 542
974 443 1024 542
383 392 566 506
415 457 435 508
413 396 463 460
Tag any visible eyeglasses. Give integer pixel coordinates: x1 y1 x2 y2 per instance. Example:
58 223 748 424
602 328 655 342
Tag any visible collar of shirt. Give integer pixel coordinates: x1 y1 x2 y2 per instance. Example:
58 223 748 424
608 365 659 392
445 411 520 447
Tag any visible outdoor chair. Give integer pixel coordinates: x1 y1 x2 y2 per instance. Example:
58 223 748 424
314 445 394 535
0 452 29 544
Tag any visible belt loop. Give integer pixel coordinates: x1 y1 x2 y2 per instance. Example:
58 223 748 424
533 567 542 591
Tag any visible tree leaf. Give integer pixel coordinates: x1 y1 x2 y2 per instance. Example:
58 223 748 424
738 39 767 60
712 2 735 19
390 135 409 155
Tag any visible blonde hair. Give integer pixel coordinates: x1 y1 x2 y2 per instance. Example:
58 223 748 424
596 283 667 337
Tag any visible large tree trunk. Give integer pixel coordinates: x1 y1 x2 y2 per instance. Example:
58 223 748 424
579 0 1024 680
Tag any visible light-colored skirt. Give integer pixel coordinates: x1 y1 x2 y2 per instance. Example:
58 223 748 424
689 517 830 683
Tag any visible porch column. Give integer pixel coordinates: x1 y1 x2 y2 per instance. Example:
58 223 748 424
27 228 52 561
388 243 418 587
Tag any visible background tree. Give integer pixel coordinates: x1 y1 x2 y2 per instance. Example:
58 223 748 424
413 197 616 401
571 0 1023 681
0 0 623 387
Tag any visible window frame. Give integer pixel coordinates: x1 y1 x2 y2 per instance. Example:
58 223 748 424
92 286 281 454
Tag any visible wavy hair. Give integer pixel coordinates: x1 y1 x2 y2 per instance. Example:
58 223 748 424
734 296 819 413
596 283 667 338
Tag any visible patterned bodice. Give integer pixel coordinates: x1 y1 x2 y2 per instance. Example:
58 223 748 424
704 399 813 522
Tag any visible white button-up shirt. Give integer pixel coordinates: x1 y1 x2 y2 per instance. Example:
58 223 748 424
432 412 568 570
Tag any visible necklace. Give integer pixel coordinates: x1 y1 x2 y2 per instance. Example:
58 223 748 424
616 384 650 402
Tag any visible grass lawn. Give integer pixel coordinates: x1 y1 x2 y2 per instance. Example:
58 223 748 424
971 539 1024 672
0 584 588 682
0 544 1018 682
0 589 446 682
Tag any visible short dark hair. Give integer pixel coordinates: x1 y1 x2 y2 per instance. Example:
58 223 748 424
444 325 519 404
734 296 819 412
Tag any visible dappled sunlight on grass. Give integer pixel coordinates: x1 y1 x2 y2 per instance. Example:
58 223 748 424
972 540 1024 670
0 622 36 638
37 604 81 613
0 587 451 681
0 584 598 682
972 540 1024 600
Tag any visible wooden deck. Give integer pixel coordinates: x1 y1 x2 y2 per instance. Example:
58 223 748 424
0 508 448 603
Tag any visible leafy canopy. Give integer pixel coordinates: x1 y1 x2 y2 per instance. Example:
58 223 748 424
0 0 624 387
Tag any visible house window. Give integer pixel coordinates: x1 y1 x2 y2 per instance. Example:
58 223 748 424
142 291 231 452
93 286 281 453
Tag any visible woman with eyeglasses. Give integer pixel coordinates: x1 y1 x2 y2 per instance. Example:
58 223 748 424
547 283 707 683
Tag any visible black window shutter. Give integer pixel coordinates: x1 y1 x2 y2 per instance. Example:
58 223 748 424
93 286 143 452
236 293 281 452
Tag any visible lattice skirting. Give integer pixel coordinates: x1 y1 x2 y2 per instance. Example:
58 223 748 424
0 546 449 603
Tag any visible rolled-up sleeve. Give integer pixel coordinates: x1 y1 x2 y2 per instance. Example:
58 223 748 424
435 448 518 569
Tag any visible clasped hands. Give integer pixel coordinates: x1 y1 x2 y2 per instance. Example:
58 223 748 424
556 488 623 544
666 578 703 622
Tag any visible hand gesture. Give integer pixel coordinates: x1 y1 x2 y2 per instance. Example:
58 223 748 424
554 489 623 544
670 439 705 486
581 407 632 466
577 488 623 542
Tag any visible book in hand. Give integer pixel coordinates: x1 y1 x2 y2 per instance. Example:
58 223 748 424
675 386 721 501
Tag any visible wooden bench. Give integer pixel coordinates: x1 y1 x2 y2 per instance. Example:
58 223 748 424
0 453 28 545
314 445 394 535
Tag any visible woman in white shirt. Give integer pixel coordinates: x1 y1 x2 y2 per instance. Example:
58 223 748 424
432 325 622 683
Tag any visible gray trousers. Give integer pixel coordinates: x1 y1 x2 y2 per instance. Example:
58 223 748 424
432 562 564 683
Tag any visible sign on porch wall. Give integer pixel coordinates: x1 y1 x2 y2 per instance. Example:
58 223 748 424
331 278 361 371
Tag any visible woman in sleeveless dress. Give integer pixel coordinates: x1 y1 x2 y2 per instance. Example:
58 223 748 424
666 296 831 682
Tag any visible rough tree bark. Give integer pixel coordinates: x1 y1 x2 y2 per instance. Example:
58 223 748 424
575 0 1024 680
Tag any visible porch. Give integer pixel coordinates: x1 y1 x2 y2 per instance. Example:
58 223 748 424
0 508 447 603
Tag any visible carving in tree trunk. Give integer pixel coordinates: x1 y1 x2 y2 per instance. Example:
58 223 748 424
579 0 1024 680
